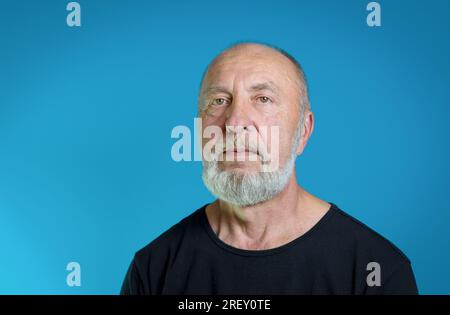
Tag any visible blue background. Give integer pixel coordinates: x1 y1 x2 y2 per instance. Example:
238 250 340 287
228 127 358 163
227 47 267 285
0 0 449 294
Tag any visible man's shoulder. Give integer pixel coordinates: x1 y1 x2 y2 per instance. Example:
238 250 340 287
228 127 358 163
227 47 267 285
328 203 412 264
134 204 208 262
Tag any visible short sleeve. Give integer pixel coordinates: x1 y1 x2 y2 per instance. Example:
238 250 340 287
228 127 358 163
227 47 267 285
378 260 419 295
120 258 146 295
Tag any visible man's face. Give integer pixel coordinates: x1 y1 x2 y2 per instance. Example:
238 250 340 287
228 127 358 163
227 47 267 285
199 45 301 173
198 44 304 207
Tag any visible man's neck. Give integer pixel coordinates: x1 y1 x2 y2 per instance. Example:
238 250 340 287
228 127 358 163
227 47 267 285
205 171 331 250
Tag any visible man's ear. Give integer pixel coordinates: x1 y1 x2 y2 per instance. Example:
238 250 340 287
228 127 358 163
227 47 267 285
296 110 314 155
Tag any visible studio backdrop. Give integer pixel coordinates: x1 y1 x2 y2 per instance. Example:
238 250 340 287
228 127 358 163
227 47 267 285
0 0 449 294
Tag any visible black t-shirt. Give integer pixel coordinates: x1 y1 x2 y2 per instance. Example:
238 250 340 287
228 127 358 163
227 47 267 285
120 202 418 295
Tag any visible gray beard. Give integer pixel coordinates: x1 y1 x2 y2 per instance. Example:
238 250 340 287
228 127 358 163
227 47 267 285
201 125 301 207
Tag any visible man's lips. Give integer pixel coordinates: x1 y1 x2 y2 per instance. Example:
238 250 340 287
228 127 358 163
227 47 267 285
221 149 261 160
223 148 257 153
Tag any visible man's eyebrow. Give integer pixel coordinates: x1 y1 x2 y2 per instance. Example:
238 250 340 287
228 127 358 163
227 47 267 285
248 81 280 94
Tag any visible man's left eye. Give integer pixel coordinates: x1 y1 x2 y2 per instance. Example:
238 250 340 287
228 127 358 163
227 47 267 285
257 96 272 104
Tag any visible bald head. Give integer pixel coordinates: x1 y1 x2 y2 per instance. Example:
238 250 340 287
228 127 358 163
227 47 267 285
199 42 310 119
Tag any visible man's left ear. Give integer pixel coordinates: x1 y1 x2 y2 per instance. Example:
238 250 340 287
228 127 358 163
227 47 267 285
295 111 314 155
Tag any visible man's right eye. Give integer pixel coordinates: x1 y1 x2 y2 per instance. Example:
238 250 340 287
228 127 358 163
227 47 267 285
211 98 229 106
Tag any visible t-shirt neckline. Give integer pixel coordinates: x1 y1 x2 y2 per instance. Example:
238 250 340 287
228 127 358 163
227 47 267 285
200 201 338 257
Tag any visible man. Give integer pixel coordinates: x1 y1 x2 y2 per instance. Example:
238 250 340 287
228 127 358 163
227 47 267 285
121 42 418 294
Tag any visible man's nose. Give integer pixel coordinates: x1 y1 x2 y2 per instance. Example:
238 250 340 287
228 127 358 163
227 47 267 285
224 98 253 130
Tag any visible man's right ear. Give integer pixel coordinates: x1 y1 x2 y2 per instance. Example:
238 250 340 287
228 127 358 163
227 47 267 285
296 110 314 156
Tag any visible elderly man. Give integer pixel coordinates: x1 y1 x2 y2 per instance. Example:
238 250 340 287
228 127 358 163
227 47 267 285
121 42 418 295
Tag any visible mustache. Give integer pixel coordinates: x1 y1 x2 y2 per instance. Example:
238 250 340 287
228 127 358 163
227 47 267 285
210 132 270 161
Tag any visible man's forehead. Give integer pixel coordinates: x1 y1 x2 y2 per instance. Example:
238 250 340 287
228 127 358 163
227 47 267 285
208 61 284 79
204 44 299 88
210 50 292 75
203 64 297 96
205 79 281 95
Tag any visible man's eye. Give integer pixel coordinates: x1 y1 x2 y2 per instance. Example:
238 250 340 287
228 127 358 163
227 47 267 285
212 98 228 106
257 96 272 104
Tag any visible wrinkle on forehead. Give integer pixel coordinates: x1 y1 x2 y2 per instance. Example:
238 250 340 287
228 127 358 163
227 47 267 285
201 43 301 98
